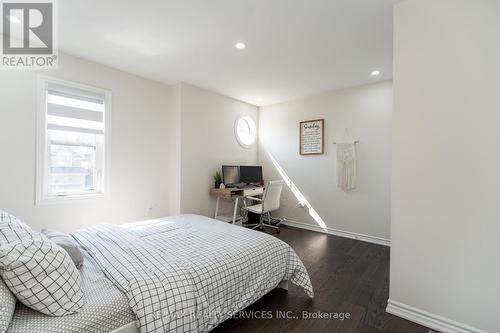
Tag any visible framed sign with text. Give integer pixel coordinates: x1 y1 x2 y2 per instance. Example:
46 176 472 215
299 119 324 155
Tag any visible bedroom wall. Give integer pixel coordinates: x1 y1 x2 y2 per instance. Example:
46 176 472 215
258 80 392 244
0 53 171 233
168 84 182 215
389 0 500 332
174 83 259 217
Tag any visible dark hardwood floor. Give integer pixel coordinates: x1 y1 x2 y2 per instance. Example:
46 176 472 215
213 225 434 333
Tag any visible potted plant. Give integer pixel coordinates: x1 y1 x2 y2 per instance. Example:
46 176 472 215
213 171 222 188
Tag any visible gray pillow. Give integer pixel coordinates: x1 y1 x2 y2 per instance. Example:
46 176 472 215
0 278 16 333
41 229 84 269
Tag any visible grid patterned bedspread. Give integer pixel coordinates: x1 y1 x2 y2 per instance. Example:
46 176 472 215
72 214 314 333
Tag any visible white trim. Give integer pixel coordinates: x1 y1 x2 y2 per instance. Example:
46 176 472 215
280 218 390 247
386 299 488 333
35 75 112 205
36 76 47 205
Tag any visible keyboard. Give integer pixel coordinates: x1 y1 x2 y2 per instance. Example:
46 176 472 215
236 184 258 189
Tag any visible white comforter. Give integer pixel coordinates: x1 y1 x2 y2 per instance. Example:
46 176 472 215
73 214 313 333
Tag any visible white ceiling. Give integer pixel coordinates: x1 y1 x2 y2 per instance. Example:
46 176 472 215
59 0 395 106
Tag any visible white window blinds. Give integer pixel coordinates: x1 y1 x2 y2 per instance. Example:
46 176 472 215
47 83 105 135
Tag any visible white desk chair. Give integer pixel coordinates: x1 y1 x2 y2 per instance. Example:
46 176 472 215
244 180 283 233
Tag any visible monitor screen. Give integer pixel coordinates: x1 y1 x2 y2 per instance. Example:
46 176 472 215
222 165 240 185
240 166 263 184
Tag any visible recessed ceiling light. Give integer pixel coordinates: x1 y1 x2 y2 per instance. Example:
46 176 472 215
235 42 246 49
371 70 381 76
8 15 21 23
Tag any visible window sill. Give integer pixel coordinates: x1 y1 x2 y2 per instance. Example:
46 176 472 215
35 192 108 206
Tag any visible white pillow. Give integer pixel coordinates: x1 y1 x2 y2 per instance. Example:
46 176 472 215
0 278 16 333
0 210 27 332
0 210 34 244
0 233 84 316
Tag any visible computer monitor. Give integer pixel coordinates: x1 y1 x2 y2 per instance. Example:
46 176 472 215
222 165 240 185
240 166 263 185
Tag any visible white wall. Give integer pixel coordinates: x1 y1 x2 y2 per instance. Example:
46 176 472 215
168 84 182 215
259 81 392 242
389 1 500 332
0 53 171 233
172 83 259 216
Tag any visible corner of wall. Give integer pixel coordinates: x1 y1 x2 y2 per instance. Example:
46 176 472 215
168 83 182 215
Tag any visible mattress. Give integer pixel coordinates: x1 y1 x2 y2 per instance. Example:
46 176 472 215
7 250 136 333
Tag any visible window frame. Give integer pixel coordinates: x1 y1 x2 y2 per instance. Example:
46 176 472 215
234 115 257 149
36 75 112 205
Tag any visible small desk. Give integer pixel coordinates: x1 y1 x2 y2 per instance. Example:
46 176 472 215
210 186 264 223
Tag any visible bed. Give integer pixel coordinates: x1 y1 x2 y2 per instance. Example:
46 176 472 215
7 214 313 333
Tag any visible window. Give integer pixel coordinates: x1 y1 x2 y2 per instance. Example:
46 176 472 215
36 76 111 204
235 116 257 148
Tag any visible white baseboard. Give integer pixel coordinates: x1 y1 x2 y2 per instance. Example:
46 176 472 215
279 218 390 247
386 299 488 333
